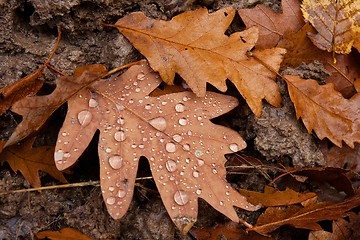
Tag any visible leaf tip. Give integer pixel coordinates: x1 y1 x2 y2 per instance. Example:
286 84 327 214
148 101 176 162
173 216 196 235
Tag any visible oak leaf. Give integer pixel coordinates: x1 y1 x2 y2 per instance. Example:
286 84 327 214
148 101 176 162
321 143 360 172
301 0 360 55
284 75 360 148
238 0 304 48
113 7 286 117
36 228 93 240
5 64 107 147
238 185 317 207
0 138 67 188
249 192 360 235
53 61 258 234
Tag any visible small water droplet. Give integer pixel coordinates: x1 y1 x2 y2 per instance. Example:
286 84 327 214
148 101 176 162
145 104 152 110
196 189 202 195
88 99 98 108
77 110 92 126
197 159 204 166
212 168 218 174
135 88 141 93
194 150 203 157
117 117 125 125
106 197 116 205
165 142 177 153
187 130 193 136
149 117 167 131
137 72 145 80
183 144 190 151
229 143 239 152
220 201 224 206
175 103 185 113
138 144 145 149
129 99 134 104
114 131 126 142
116 104 125 111
174 190 189 205
105 147 112 153
178 118 187 126
165 160 177 172
109 155 123 169
192 170 199 178
182 96 189 102
172 134 182 143
118 189 126 198
108 186 115 192
63 152 71 158
225 191 230 196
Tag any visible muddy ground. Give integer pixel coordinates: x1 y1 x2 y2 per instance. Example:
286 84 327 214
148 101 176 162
0 0 333 239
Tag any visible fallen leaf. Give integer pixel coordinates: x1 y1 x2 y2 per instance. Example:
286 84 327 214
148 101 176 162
308 216 352 240
0 26 61 115
113 7 286 116
238 0 304 48
239 185 317 207
190 222 273 240
36 227 93 240
301 0 360 55
5 64 107 147
0 138 67 188
249 192 360 235
284 75 360 148
321 143 360 172
53 61 258 234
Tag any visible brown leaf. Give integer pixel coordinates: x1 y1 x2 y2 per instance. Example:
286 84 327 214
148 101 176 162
0 26 61 115
301 0 360 55
238 0 304 48
249 192 360 235
321 143 360 172
5 64 107 147
308 216 355 240
36 227 93 240
284 75 360 148
239 185 317 207
0 138 67 188
114 7 286 117
53 61 258 234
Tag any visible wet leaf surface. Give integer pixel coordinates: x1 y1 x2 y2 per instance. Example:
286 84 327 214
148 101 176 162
36 227 93 240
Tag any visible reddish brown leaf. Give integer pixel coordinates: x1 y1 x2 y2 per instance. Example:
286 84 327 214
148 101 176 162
5 64 107 147
36 228 93 240
53 61 258 234
321 143 360 172
284 75 360 148
249 192 360 235
301 0 360 55
0 138 67 188
238 0 304 48
113 7 286 116
239 185 317 207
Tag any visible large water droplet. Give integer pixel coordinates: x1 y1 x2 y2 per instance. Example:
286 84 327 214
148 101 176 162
77 110 92 126
109 155 123 169
175 103 185 113
165 142 177 153
118 189 126 198
229 143 239 152
174 190 189 206
172 134 182 143
178 118 187 126
165 160 177 172
54 150 63 161
88 99 98 108
106 197 116 205
149 117 167 131
114 131 126 142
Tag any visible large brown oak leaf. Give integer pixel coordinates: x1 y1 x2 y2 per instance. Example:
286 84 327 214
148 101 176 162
114 7 286 117
54 61 258 234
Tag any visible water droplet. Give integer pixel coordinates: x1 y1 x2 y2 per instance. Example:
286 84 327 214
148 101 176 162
135 88 141 92
54 150 63 161
220 201 224 206
138 144 145 149
182 96 189 102
106 197 116 205
174 190 189 206
172 134 182 143
109 155 123 169
197 159 204 166
116 104 125 111
187 130 193 136
225 191 230 196
114 131 126 142
212 168 218 174
229 143 239 152
182 144 190 151
178 118 187 126
63 152 71 158
192 170 199 178
165 160 177 172
117 117 125 125
196 189 202 195
194 150 203 157
137 72 145 80
145 104 152 110
105 147 112 153
149 117 167 131
118 189 126 198
129 99 134 104
175 103 185 113
77 110 92 126
108 186 115 192
165 142 177 153
88 99 98 108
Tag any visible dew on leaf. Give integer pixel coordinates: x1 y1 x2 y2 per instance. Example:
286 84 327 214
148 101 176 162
229 143 239 152
172 134 182 142
118 189 126 198
117 117 125 125
105 147 112 153
192 170 199 178
108 155 123 169
196 189 202 195
149 117 167 131
165 159 177 172
77 110 92 126
54 150 63 161
197 159 204 166
182 144 190 151
116 103 125 111
165 142 177 153
88 98 98 108
106 197 116 205
136 72 145 80
194 150 203 157
174 190 189 206
178 118 187 126
114 131 126 142
145 104 152 110
175 103 185 112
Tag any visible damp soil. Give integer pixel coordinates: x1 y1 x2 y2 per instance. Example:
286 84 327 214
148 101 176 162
0 0 329 239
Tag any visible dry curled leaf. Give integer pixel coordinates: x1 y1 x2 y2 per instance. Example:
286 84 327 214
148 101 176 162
284 75 360 148
36 227 93 240
0 138 67 188
249 191 360 235
53 61 258 234
5 64 107 147
238 0 304 48
301 0 360 55
114 7 286 117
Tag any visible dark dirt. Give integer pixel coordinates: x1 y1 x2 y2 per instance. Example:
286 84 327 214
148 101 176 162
0 0 332 239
